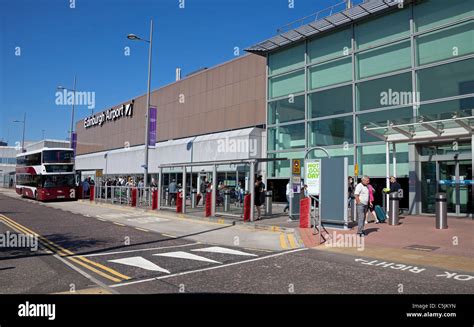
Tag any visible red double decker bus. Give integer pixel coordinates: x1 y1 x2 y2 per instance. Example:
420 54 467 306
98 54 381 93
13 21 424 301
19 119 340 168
15 148 77 201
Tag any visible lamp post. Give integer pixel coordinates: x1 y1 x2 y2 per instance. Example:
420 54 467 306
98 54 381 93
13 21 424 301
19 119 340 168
13 113 26 152
57 75 77 148
127 19 153 187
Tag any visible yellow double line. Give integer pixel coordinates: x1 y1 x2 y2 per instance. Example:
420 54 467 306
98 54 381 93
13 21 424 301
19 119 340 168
280 233 299 250
0 214 130 283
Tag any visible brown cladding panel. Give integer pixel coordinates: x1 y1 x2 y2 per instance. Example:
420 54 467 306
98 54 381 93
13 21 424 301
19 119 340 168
76 54 266 155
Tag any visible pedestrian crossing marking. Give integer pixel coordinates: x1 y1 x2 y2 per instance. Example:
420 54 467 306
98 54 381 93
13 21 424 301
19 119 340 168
191 246 257 257
108 256 170 274
153 251 221 264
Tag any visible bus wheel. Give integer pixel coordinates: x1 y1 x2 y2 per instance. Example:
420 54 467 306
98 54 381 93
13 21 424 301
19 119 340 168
35 192 39 201
20 189 25 198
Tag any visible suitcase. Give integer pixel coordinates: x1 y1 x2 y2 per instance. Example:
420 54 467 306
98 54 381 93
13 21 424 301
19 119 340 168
375 205 387 222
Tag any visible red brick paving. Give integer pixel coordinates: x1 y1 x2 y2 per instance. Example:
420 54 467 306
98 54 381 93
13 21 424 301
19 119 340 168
299 215 473 258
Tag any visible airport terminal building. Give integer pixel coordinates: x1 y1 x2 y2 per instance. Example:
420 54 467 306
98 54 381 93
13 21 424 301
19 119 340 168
75 0 473 217
75 53 268 200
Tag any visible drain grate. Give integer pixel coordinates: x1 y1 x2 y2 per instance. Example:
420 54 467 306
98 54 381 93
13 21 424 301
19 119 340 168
404 244 440 252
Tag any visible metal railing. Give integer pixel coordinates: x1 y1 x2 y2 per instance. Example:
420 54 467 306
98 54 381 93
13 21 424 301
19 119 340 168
93 185 154 208
276 0 366 34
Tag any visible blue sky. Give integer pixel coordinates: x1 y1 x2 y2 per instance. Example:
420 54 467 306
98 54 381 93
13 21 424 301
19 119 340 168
0 0 344 145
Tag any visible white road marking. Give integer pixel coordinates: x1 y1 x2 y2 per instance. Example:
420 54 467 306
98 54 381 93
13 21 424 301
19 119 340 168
110 248 307 288
191 246 257 257
108 257 170 274
78 242 201 258
153 251 221 264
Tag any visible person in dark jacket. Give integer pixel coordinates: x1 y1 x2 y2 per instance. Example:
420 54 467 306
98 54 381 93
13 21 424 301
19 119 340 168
254 176 264 220
389 176 401 194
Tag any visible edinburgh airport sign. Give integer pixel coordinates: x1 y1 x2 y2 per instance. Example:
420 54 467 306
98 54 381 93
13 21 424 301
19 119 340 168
84 101 134 129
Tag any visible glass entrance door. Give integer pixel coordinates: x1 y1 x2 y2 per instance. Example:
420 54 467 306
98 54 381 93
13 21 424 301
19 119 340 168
458 160 473 215
438 161 457 214
421 159 473 216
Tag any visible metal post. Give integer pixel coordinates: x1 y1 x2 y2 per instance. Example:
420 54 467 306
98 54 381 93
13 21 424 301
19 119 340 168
70 75 76 148
264 190 272 216
182 166 186 214
143 19 153 188
191 189 197 209
249 161 255 222
392 143 397 178
21 113 26 152
385 141 390 212
157 167 162 210
224 190 230 212
211 165 217 216
389 192 399 225
435 193 448 229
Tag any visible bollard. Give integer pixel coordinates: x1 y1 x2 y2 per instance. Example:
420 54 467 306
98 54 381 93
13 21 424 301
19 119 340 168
243 194 251 222
205 192 212 217
176 191 183 213
264 191 273 216
299 197 311 228
435 193 448 229
131 188 137 207
191 189 197 209
152 189 158 210
224 191 231 212
89 185 95 201
388 192 399 225
165 189 169 206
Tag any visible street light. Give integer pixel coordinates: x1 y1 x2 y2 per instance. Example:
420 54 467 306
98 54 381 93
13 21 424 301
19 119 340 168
57 76 77 148
127 19 153 187
13 113 26 152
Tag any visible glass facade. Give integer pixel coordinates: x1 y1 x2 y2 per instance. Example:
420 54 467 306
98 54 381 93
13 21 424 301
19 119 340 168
267 0 474 180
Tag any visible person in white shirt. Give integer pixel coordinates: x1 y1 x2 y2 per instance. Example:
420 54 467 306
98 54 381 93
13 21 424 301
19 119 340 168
284 182 291 213
354 175 370 237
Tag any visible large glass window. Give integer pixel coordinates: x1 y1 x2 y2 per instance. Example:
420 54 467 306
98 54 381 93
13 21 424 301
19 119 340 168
269 69 305 99
356 41 411 79
357 72 412 111
414 0 474 32
417 97 474 121
358 143 409 177
308 27 352 63
309 85 352 118
309 57 352 90
357 107 414 143
268 151 305 178
307 146 354 174
42 175 75 188
417 58 474 102
308 116 353 147
417 21 474 66
43 150 74 163
268 95 305 124
268 43 305 75
356 7 410 49
268 123 305 151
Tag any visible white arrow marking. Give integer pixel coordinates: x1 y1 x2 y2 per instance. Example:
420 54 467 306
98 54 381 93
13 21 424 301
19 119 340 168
153 251 221 264
191 247 257 257
108 256 170 274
